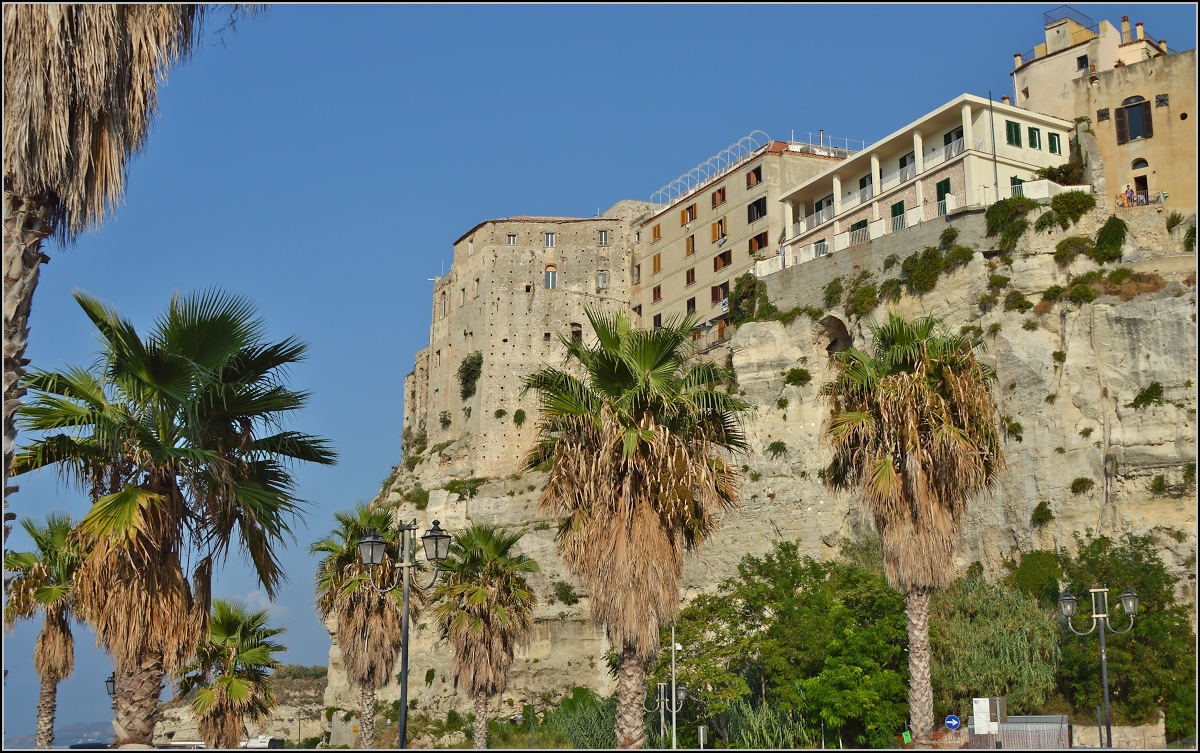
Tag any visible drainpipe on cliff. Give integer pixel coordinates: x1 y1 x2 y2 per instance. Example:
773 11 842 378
989 92 1000 197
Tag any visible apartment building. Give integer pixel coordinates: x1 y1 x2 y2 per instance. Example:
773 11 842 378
777 94 1074 267
630 134 847 345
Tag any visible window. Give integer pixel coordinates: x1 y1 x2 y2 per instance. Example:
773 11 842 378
1077 54 1089 70
859 174 873 190
936 178 952 216
652 253 662 275
890 200 906 231
632 264 641 284
746 165 762 188
685 267 696 286
653 313 662 329
544 264 557 290
899 152 915 171
632 305 642 317
652 285 662 303
711 217 726 243
598 229 609 246
1005 120 1022 147
543 332 551 341
1028 127 1042 150
545 233 555 248
944 126 963 146
597 270 609 290
711 187 726 208
680 203 697 225
507 234 516 245
714 250 733 272
685 234 695 256
1155 94 1168 108
651 224 662 242
439 291 448 318
1116 96 1153 144
435 349 441 367
473 278 480 297
850 219 868 232
686 297 696 314
570 323 583 342
1048 132 1061 155
634 231 641 242
711 281 729 304
459 287 465 306
749 231 769 253
1096 108 1110 122
747 196 767 223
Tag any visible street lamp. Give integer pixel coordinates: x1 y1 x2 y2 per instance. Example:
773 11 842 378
669 626 686 749
1059 584 1139 748
105 672 117 709
359 519 451 749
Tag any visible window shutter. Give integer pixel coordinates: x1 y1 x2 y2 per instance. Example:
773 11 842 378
1115 107 1129 144
711 222 719 242
680 209 687 225
1142 102 1153 139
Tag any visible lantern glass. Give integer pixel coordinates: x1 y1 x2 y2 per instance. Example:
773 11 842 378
1059 590 1078 618
105 672 117 698
676 683 687 704
1120 587 1139 615
422 520 451 565
358 527 386 567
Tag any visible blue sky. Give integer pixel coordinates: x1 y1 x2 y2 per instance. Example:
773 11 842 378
4 3 1196 739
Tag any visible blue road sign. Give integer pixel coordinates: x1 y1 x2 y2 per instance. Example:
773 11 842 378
946 715 961 730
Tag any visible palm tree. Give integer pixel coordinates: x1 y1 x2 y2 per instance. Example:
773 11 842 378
522 307 752 748
310 503 407 748
176 599 286 749
431 524 539 749
4 513 86 748
11 289 335 745
820 312 1004 745
2 5 255 536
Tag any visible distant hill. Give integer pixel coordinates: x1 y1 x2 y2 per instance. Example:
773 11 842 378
5 720 112 748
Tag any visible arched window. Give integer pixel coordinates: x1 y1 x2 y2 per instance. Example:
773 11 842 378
1131 158 1149 170
1116 96 1153 144
544 264 557 290
439 291 448 319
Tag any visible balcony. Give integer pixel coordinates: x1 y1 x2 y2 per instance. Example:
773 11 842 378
923 137 965 170
848 226 870 247
880 164 917 191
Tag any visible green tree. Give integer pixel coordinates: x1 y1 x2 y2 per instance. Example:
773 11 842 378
310 503 406 748
3 513 87 748
1059 533 1196 737
431 524 538 749
820 312 1004 744
12 290 334 746
522 307 752 748
176 599 286 748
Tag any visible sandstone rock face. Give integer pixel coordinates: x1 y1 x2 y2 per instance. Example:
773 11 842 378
324 203 1197 732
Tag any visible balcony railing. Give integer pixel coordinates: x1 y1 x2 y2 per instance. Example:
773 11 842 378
799 204 835 233
890 214 906 233
880 164 916 190
848 227 870 247
814 239 829 258
923 137 965 170
1115 190 1162 207
1011 183 1026 197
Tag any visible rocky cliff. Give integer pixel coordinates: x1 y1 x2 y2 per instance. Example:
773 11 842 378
322 199 1197 739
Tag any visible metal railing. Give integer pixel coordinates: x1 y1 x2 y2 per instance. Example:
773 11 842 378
880 164 916 190
891 214 907 233
814 240 829 258
1011 183 1026 197
924 137 966 169
800 205 834 233
848 227 870 247
1115 190 1162 207
840 191 861 211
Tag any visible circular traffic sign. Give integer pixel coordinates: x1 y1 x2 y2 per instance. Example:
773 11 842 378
946 714 961 730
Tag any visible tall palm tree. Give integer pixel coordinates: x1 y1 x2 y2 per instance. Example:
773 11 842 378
310 503 407 748
522 307 752 748
11 289 335 746
2 5 255 537
431 524 538 749
820 312 1004 745
4 512 86 748
176 599 286 749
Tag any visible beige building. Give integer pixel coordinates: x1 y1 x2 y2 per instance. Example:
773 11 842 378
403 204 648 477
776 94 1074 268
629 134 847 346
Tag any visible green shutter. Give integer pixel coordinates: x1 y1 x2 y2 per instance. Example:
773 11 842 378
1028 127 1041 149
1010 176 1025 186
1049 133 1061 155
850 219 869 232
936 178 952 203
1006 121 1021 147
891 201 905 218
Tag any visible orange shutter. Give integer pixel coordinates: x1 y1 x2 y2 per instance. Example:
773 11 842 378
711 222 719 242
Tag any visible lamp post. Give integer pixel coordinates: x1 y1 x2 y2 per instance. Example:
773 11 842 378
105 672 117 710
669 625 686 750
643 683 668 748
1059 585 1140 748
359 519 451 750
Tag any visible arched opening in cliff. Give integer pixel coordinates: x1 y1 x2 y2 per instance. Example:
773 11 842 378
818 315 853 355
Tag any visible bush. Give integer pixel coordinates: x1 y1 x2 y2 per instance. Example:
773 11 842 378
1068 283 1096 305
729 273 778 325
457 351 484 400
1092 215 1127 264
999 218 1029 253
1041 285 1066 301
988 274 1011 290
1034 209 1061 233
845 283 879 318
1070 477 1095 494
776 396 789 410
1054 235 1093 266
978 292 999 311
987 322 1002 337
879 278 902 303
443 477 489 499
1046 393 1057 403
784 367 812 387
1165 211 1185 232
1023 318 1039 331
1052 350 1066 363
1150 475 1168 495
494 408 507 419
1049 190 1096 227
1004 417 1024 442
403 455 422 472
1031 500 1055 527
823 277 844 309
1079 426 1093 438
548 579 581 606
882 253 901 272
1035 149 1085 185
765 440 788 459
939 227 960 249
439 410 452 429
942 245 974 272
1004 290 1034 313
1106 267 1133 285
901 246 944 294
1126 382 1164 409
985 195 1040 236
404 485 430 509
513 409 526 427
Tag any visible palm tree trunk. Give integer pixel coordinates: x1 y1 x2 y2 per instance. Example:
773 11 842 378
906 586 934 747
615 645 646 749
359 684 375 748
2 190 53 544
111 654 165 747
473 690 488 750
34 673 58 748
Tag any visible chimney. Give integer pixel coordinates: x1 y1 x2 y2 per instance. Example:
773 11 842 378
1121 16 1131 40
1135 21 1144 40
1014 52 1023 68
819 129 824 147
1160 39 1167 53
1001 95 1011 105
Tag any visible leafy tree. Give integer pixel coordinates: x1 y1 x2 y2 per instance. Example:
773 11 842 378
12 290 334 745
431 524 538 749
1058 533 1196 737
820 313 1003 744
523 307 751 748
4 513 87 748
176 599 286 748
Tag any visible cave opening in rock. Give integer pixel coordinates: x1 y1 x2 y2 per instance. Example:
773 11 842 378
818 315 853 355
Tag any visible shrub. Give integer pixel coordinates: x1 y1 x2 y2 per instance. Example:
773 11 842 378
985 195 1040 237
1031 500 1055 527
902 246 944 294
431 440 453 454
1070 477 1095 494
765 440 788 459
882 253 901 272
439 410 452 429
1106 267 1133 285
548 579 580 606
1068 283 1096 305
1052 350 1066 363
1185 463 1196 489
987 322 1002 337
1004 290 1034 313
443 477 488 499
457 351 484 400
404 485 430 509
1055 446 1065 454
1033 299 1054 315
960 324 983 338
784 367 812 387
942 245 974 272
1165 211 1185 232
1034 209 1061 233
879 278 902 303
513 409 526 427
462 406 471 419
729 273 778 325
823 277 844 309
1035 150 1085 185
999 218 1029 253
494 408 507 419
776 397 789 410
1004 417 1024 442
403 455 422 472
988 274 1010 290
845 283 879 318
1045 393 1057 403
1049 190 1096 227
1054 235 1093 266
1150 475 1168 495
748 470 762 482
1126 382 1164 409
1079 426 1093 438
977 292 999 311
1041 285 1065 301
939 227 960 249
1092 215 1127 264
1023 318 1039 331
